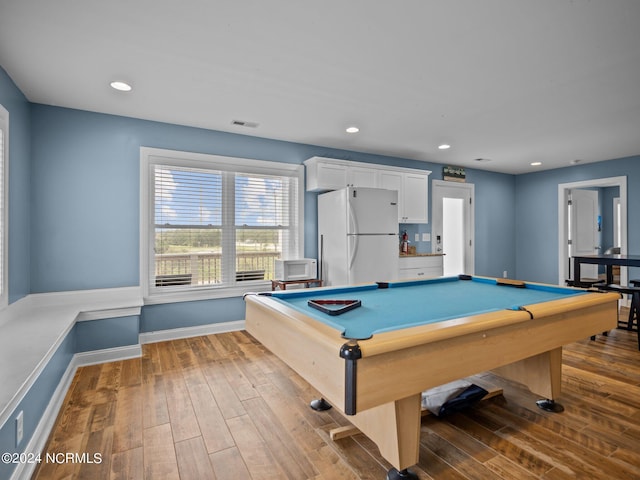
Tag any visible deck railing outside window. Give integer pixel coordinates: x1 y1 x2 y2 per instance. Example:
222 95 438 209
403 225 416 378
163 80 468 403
155 251 280 285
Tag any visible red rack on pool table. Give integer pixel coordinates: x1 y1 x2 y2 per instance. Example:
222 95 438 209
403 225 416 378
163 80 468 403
244 275 619 480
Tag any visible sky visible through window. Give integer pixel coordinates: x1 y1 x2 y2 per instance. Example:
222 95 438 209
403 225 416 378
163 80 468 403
155 167 289 228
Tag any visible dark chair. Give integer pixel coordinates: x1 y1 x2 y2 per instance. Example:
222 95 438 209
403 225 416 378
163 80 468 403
604 247 621 283
630 279 640 349
598 282 640 350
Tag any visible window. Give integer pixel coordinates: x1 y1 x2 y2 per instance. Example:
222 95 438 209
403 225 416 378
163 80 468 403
141 147 304 302
0 104 8 308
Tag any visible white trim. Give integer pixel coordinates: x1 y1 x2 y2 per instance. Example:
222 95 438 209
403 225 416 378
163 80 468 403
140 146 304 303
73 344 142 366
0 287 143 427
142 146 303 176
28 286 143 309
139 319 245 344
76 306 142 322
142 284 270 305
557 176 628 286
0 104 8 310
0 316 76 429
8 356 77 480
8 345 141 480
431 180 475 275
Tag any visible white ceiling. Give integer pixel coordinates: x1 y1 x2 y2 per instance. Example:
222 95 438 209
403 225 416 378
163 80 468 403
1 0 639 174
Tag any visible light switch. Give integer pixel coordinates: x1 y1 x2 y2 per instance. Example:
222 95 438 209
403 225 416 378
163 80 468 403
422 233 430 241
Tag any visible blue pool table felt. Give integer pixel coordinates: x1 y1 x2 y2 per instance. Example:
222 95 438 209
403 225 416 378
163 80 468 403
266 276 585 340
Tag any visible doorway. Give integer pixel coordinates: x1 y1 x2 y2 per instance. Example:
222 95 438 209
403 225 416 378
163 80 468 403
558 176 627 286
431 180 475 275
569 188 600 280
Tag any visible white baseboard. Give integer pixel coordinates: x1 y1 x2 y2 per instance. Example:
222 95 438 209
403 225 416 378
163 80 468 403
73 344 142 367
9 360 76 480
7 323 245 480
9 345 142 480
139 320 245 344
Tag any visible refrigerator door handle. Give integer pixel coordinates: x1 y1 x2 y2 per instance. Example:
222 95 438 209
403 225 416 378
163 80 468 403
348 234 359 271
348 199 359 235
347 199 359 271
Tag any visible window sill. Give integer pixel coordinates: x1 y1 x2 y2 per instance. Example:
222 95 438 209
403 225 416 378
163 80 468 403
143 282 272 305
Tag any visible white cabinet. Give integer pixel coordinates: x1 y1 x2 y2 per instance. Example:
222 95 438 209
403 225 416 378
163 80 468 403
348 165 378 188
402 172 429 223
305 157 430 224
305 158 348 191
379 170 429 223
305 157 379 191
398 255 443 279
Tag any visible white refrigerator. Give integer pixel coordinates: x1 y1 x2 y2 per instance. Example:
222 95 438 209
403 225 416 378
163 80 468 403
318 187 399 286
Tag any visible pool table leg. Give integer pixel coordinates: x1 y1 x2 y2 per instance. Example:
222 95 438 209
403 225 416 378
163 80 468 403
387 467 419 480
309 398 332 411
492 347 564 412
346 393 422 474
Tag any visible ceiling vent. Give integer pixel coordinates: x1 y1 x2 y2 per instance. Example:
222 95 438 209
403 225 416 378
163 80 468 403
231 120 259 128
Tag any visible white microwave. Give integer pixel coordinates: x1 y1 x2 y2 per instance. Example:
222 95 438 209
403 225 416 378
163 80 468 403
274 259 317 281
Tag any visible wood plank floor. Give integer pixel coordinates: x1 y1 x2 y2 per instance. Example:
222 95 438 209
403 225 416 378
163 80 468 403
32 326 640 480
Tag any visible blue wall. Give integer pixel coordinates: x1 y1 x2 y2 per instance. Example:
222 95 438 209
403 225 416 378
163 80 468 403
3 59 640 480
4 63 640 321
25 103 518 330
515 157 640 284
28 105 519 297
0 67 31 303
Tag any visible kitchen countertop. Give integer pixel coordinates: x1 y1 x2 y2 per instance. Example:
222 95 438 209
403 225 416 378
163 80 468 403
399 253 445 257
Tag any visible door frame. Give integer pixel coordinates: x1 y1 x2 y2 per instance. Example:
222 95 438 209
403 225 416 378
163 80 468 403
569 188 600 280
557 176 627 286
431 180 475 275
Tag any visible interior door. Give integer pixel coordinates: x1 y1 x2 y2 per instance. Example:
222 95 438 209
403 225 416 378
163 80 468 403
431 181 475 275
569 189 599 280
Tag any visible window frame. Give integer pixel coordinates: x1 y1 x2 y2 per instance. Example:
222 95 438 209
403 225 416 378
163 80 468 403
140 147 304 304
0 104 8 309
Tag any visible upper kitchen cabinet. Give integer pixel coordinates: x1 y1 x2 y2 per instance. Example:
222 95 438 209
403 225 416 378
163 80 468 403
304 157 348 191
378 170 429 223
305 157 378 190
304 156 430 223
348 165 378 188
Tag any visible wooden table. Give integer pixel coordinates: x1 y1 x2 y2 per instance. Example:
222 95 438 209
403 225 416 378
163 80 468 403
271 278 323 290
573 254 640 285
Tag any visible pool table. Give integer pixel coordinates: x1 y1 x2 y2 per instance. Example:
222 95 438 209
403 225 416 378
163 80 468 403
244 275 619 480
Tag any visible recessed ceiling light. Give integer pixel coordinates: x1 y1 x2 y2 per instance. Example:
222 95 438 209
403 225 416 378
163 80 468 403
570 159 582 165
346 126 359 133
530 161 543 166
438 144 451 150
110 81 132 92
474 158 491 162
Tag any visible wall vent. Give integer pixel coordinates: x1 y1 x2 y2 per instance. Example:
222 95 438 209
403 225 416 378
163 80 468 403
231 120 259 128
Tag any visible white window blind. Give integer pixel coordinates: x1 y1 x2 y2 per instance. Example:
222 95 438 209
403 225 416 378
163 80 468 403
143 149 303 298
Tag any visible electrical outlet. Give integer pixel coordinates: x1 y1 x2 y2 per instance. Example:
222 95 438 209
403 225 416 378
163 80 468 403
414 233 420 242
16 411 23 446
422 233 430 242
503 271 508 278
